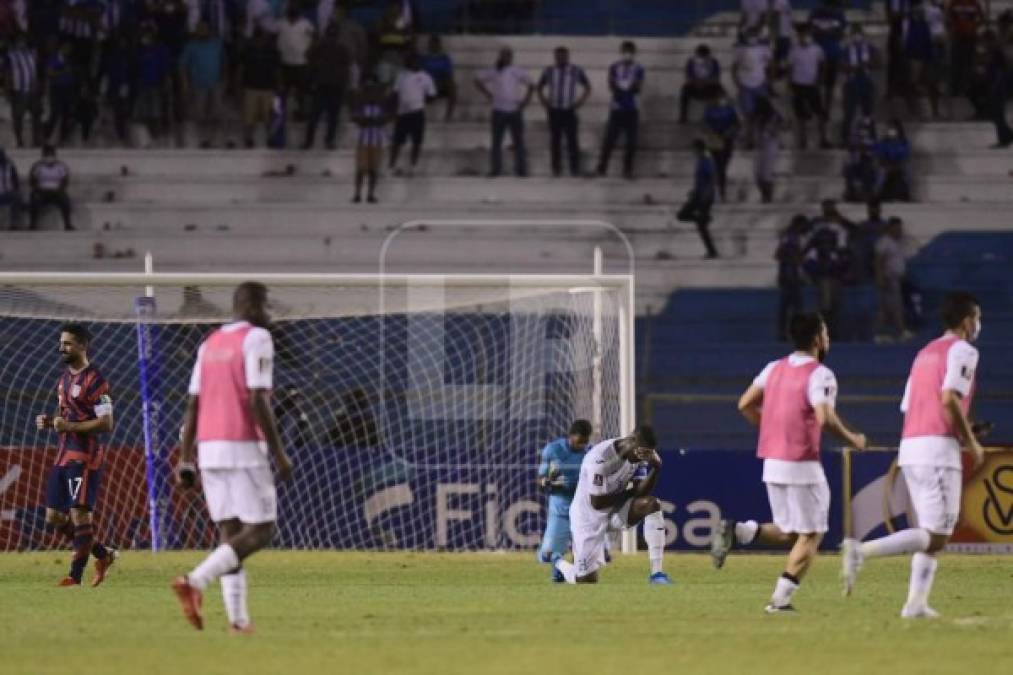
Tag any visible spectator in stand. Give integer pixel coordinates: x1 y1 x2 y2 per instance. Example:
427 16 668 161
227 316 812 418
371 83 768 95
853 199 886 282
752 95 785 203
59 0 103 80
874 216 913 342
240 26 281 148
142 0 189 144
703 90 740 201
245 0 279 37
277 3 315 122
319 1 367 79
5 31 42 148
769 0 795 67
28 144 73 231
739 0 769 35
351 74 391 204
302 20 352 150
44 39 77 145
74 79 99 144
809 0 847 114
677 138 720 259
185 0 232 39
983 30 1013 148
100 32 135 146
904 0 942 118
885 0 908 101
537 46 591 177
421 34 456 120
775 214 810 340
787 24 830 149
840 23 877 147
134 21 172 143
474 46 533 178
596 40 644 179
733 28 772 147
805 200 854 338
0 148 21 229
843 130 880 203
875 118 912 201
679 44 722 124
180 20 225 148
389 51 436 176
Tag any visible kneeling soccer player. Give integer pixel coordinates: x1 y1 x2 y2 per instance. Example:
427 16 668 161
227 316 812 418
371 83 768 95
553 425 672 585
710 313 867 612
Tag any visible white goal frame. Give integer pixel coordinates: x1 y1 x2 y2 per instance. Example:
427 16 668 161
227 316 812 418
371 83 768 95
0 265 638 554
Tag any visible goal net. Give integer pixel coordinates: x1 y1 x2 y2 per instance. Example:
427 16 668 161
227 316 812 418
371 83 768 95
0 273 633 552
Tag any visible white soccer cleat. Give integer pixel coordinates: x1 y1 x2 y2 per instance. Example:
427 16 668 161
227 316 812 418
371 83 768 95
901 604 940 620
841 538 863 597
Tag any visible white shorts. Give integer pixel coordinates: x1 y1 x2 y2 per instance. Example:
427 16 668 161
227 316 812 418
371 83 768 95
571 500 631 577
765 481 830 534
901 464 962 535
201 466 278 524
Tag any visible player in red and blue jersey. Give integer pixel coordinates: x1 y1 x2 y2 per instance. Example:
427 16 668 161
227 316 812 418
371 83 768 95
35 323 118 587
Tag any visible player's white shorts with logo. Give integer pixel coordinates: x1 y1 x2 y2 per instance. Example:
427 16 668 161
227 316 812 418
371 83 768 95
765 481 830 534
201 466 278 524
570 499 630 577
902 465 962 535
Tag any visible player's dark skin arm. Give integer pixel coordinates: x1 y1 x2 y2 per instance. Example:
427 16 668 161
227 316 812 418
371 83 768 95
590 489 634 512
57 415 113 434
250 388 293 481
178 395 199 471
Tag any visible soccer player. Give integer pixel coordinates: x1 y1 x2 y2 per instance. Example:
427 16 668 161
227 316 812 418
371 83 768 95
710 313 867 612
171 282 293 633
536 419 592 580
35 323 117 587
553 425 672 585
842 292 984 619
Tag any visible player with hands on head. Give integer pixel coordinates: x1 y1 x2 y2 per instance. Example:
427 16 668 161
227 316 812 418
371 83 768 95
553 425 672 585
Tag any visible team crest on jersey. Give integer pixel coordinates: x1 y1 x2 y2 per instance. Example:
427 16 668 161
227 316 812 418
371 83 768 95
593 474 604 487
70 384 81 398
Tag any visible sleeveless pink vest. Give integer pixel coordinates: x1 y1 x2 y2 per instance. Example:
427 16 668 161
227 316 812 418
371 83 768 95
196 325 266 442
757 358 822 462
902 336 974 441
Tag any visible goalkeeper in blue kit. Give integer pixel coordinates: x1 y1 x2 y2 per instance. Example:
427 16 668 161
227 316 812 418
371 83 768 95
537 419 593 580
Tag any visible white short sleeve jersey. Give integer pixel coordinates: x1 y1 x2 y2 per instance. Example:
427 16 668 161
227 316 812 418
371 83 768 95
570 438 640 524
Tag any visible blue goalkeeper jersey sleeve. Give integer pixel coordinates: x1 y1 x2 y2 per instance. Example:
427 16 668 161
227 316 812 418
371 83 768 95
538 438 585 502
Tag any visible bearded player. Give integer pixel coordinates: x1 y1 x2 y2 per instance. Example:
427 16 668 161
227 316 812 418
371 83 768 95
35 323 118 587
171 282 293 633
536 419 592 581
710 313 867 612
552 425 672 585
842 292 984 619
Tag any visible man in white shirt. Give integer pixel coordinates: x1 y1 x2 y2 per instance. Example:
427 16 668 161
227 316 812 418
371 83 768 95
733 28 773 143
788 24 830 149
28 145 73 231
474 47 533 177
277 4 315 120
389 52 436 176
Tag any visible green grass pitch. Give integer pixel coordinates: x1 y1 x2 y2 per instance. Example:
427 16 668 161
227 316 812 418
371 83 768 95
1 551 1010 675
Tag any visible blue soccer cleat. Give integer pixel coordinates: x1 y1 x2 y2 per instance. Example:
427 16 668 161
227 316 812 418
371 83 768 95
649 572 673 585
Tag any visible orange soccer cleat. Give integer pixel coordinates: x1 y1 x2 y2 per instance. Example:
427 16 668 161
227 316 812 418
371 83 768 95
170 576 204 630
57 576 81 587
91 547 119 588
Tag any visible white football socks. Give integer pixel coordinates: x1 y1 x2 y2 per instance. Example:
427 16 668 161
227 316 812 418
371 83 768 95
643 511 666 575
221 568 250 628
860 528 930 559
735 520 759 546
905 552 938 610
771 573 799 608
554 558 577 584
188 544 239 592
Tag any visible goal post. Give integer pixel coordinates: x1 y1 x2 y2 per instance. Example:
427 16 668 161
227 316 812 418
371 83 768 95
0 268 636 554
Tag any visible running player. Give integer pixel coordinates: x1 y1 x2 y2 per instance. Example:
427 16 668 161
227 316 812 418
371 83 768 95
842 292 984 619
536 419 592 581
553 425 672 585
35 323 117 587
710 313 867 612
171 282 293 633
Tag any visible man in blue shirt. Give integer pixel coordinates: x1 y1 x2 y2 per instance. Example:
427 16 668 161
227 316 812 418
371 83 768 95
703 91 740 201
679 44 721 124
536 419 592 579
677 139 719 259
596 41 644 180
809 0 847 113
